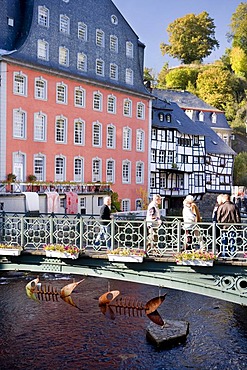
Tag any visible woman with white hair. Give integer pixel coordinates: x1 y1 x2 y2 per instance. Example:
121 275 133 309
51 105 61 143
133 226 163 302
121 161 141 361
182 195 196 250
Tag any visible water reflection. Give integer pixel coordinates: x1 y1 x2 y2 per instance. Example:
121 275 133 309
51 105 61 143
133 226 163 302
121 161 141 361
0 272 247 370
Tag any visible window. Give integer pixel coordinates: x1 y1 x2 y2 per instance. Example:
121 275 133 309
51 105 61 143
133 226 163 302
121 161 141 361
56 83 67 104
8 18 14 27
74 87 85 107
166 114 171 123
59 46 69 66
122 199 130 212
219 158 226 167
93 91 102 111
13 152 25 182
35 77 47 100
107 95 116 114
13 72 27 96
167 151 174 163
137 102 145 119
151 149 156 162
136 161 144 184
199 111 204 121
212 112 217 124
96 59 104 76
123 127 131 150
111 15 118 25
74 119 85 145
110 63 118 80
150 173 156 188
185 109 193 120
34 112 46 141
181 154 188 164
92 158 102 182
92 122 102 147
110 35 118 52
122 160 131 183
77 52 87 71
158 113 164 122
126 41 133 58
106 159 115 183
55 116 67 143
193 136 199 146
107 124 116 148
123 99 132 117
34 155 45 181
151 128 157 140
78 22 87 41
60 15 70 34
38 6 49 27
96 29 104 47
195 174 203 187
13 109 26 139
136 129 144 151
159 150 165 163
166 130 173 142
37 39 49 60
136 199 142 211
160 172 166 188
55 156 65 181
74 157 84 182
125 68 133 85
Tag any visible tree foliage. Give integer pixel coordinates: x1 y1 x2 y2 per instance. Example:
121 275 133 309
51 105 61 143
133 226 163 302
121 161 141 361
160 12 219 64
228 2 247 54
230 46 247 78
158 66 199 90
233 152 247 185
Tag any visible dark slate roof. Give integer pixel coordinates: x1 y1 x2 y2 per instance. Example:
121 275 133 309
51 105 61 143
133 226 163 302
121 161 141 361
152 88 230 129
0 0 149 96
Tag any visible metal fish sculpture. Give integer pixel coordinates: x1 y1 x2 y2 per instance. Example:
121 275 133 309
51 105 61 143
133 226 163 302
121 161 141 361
25 277 84 309
99 290 166 326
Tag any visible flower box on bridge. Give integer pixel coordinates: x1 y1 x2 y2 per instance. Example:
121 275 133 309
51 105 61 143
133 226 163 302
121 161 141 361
44 244 80 259
108 254 143 263
107 247 145 263
0 248 22 256
45 250 79 259
176 259 214 267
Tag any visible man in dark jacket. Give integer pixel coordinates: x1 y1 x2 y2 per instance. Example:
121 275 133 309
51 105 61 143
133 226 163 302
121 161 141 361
217 194 241 257
94 196 111 248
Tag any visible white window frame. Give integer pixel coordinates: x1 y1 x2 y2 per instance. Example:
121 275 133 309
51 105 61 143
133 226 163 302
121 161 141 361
123 127 132 150
106 159 115 183
56 83 67 104
35 77 47 100
77 52 87 71
107 95 116 114
74 119 85 145
137 102 145 119
38 6 49 27
123 98 132 117
60 14 70 34
78 22 87 41
110 63 118 80
110 35 118 53
136 161 144 184
13 108 26 139
107 124 116 149
122 160 131 184
37 39 49 61
96 29 105 47
93 91 102 111
199 111 204 121
34 112 47 141
126 41 133 58
92 121 102 147
55 156 66 182
125 68 133 85
212 112 217 124
55 116 67 144
74 87 85 108
136 129 144 152
92 158 102 182
122 199 130 212
13 72 27 96
96 59 104 76
59 46 69 66
74 157 84 182
34 154 45 182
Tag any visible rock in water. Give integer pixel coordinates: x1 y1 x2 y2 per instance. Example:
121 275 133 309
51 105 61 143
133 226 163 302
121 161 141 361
146 319 189 349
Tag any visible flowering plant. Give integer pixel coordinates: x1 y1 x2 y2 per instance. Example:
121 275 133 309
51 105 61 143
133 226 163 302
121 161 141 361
107 247 146 257
0 243 22 250
43 244 80 255
174 250 216 262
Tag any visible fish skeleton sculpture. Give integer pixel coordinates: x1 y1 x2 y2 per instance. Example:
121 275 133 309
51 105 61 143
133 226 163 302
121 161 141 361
99 290 166 326
25 277 84 309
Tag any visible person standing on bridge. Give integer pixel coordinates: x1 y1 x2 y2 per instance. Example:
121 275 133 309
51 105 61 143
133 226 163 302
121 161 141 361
182 195 197 250
146 194 162 252
94 196 112 248
217 194 241 257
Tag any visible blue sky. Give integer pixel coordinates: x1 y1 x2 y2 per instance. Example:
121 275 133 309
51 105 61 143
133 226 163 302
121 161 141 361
113 0 243 73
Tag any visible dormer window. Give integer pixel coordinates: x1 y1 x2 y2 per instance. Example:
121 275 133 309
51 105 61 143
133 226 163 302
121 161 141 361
166 114 171 123
212 112 217 124
158 113 164 122
199 111 204 121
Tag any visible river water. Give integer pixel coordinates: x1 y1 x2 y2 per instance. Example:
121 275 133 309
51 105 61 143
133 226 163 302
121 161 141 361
0 272 247 370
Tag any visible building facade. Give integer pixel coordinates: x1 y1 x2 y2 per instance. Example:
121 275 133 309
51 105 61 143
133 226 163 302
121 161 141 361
0 0 151 212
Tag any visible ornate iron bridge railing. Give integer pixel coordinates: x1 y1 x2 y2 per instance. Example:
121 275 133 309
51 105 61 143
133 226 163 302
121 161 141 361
0 212 246 259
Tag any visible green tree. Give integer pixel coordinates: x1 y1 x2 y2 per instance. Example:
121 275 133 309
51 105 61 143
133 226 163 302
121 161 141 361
160 12 219 64
233 152 247 185
158 66 199 90
143 67 157 88
228 2 247 54
196 65 234 110
230 46 247 78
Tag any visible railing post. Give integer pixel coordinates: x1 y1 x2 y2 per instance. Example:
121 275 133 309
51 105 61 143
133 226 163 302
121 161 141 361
49 216 54 244
212 222 216 255
177 219 182 252
20 216 24 247
80 217 83 250
110 218 114 251
143 220 147 253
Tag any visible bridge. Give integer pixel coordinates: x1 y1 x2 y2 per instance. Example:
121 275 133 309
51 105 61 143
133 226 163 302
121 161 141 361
0 212 247 306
